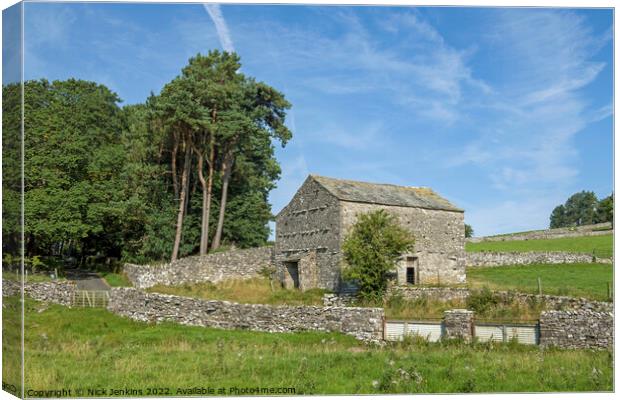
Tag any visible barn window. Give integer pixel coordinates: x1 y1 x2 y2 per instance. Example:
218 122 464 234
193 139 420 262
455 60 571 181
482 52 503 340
405 256 418 285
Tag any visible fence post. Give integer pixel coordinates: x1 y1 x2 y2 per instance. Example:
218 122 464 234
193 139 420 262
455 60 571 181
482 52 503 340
607 282 612 301
382 316 386 341
537 277 542 296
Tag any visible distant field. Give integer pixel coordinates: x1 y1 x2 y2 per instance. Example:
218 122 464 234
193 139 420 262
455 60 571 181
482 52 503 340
467 263 613 301
466 234 613 258
2 296 612 394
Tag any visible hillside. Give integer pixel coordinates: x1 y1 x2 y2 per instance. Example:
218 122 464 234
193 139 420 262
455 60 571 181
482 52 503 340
466 234 613 259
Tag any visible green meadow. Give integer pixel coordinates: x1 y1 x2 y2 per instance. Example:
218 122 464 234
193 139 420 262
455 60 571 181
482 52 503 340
1 296 613 395
467 263 613 301
466 234 613 258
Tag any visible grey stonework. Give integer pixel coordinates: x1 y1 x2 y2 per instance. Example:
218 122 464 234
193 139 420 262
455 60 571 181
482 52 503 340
387 286 470 303
384 286 612 313
275 177 343 291
124 246 273 289
539 310 613 350
443 309 474 341
275 175 466 292
468 222 612 243
466 251 612 267
341 202 466 286
107 287 384 341
2 280 76 306
322 293 357 307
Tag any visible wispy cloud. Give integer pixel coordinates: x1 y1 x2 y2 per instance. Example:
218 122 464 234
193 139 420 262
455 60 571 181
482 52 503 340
451 10 609 187
235 9 487 126
203 4 234 53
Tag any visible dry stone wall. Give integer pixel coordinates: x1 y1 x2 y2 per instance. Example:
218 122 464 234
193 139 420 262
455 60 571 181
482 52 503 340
2 280 76 306
443 310 474 341
539 310 613 350
384 286 612 312
466 251 612 267
108 287 384 341
387 286 470 303
467 222 612 243
124 246 273 289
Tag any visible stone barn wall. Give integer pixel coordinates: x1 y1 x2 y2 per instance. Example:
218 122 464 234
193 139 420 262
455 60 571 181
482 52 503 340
275 178 342 291
340 201 466 285
124 246 273 289
107 287 384 341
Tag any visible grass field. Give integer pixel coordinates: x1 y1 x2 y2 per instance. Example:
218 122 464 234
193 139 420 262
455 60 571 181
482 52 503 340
1 296 612 395
99 271 132 287
150 277 326 306
467 263 613 301
465 234 613 258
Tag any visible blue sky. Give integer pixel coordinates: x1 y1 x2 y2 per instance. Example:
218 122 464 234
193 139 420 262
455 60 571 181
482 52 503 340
11 2 614 236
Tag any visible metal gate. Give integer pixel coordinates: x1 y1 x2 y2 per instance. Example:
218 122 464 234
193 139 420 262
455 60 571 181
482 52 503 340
385 320 444 342
72 290 110 307
474 322 539 345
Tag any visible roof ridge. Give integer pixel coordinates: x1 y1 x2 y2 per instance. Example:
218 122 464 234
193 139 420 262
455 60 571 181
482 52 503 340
309 174 463 212
310 174 429 190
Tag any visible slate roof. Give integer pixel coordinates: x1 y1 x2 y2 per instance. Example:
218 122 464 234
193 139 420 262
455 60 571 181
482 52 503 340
311 175 463 212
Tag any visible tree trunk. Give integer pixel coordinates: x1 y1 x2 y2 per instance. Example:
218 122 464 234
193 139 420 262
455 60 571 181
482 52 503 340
184 150 191 216
171 132 179 199
212 150 233 250
171 137 191 262
196 145 215 255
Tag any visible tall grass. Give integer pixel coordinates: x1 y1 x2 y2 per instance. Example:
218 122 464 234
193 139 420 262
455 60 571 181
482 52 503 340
149 277 326 306
376 290 545 322
2 296 612 394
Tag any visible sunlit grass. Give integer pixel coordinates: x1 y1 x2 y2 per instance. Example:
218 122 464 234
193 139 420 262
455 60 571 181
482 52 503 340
467 263 613 301
466 234 613 258
3 296 612 394
149 277 326 306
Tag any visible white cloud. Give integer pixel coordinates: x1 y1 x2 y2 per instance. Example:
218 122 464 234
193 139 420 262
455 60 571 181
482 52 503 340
203 4 235 53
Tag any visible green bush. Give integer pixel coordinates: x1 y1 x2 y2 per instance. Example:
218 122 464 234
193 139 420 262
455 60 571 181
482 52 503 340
466 287 499 314
342 210 414 301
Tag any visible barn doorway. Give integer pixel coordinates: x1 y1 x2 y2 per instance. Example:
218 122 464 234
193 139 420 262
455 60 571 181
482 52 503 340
406 267 415 284
285 261 300 288
406 256 418 285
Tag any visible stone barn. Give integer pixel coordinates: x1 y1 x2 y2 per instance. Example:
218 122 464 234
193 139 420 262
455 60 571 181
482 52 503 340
274 175 466 292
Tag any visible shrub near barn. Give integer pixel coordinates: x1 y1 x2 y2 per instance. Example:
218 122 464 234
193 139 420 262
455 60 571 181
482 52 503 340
342 210 414 301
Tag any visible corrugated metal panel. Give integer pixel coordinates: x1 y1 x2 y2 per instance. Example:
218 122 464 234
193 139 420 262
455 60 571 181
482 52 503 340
505 325 539 345
474 325 504 342
385 322 406 341
475 323 539 345
406 323 443 342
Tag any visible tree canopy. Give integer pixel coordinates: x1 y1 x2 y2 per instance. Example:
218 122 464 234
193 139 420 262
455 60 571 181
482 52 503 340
549 191 613 228
3 50 293 270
